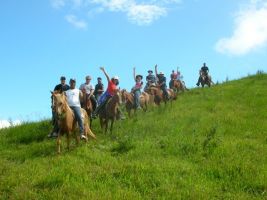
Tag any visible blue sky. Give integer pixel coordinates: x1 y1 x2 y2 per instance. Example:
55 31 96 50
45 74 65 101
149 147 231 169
0 0 267 124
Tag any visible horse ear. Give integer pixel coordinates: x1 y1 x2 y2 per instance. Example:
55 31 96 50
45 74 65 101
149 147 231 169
51 91 56 96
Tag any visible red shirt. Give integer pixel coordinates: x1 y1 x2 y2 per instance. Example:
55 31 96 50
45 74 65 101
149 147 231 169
107 80 117 96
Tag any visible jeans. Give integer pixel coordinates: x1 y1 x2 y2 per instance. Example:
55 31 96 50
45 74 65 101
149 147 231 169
98 91 111 105
70 106 84 135
161 85 169 99
90 95 97 111
169 80 174 89
52 110 59 133
133 89 141 108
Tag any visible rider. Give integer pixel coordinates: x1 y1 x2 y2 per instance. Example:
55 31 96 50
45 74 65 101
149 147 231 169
79 75 97 111
93 67 124 119
155 65 169 99
65 78 87 140
196 63 209 86
132 67 143 109
93 77 104 102
169 68 178 89
48 76 70 138
54 76 70 93
144 69 156 91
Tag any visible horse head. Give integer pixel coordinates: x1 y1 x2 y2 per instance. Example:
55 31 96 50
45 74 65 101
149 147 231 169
121 89 127 104
53 93 68 119
113 90 122 105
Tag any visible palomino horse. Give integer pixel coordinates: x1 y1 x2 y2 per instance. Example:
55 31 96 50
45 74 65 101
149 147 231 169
99 91 122 133
199 71 213 88
80 90 93 128
52 92 96 153
148 86 176 105
121 89 149 117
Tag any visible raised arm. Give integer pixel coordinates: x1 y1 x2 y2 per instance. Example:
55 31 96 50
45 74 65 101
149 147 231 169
100 67 110 82
155 64 158 76
133 67 136 81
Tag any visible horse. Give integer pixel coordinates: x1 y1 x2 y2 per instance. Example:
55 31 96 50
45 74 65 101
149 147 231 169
52 92 96 153
172 79 187 92
98 91 122 134
148 86 176 106
80 90 93 128
199 71 213 87
121 89 149 118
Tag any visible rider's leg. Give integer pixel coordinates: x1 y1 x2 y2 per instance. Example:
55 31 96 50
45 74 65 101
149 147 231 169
90 95 97 111
70 106 85 137
196 76 201 86
134 90 141 109
169 80 173 89
161 85 169 99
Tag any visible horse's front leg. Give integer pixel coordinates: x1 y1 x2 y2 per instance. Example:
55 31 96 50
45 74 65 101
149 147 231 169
105 119 109 134
57 132 62 154
66 132 70 151
110 118 115 134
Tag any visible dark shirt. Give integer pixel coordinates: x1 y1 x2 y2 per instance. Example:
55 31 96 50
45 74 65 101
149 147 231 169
54 84 70 93
94 83 104 96
201 66 209 73
146 74 156 83
157 75 167 85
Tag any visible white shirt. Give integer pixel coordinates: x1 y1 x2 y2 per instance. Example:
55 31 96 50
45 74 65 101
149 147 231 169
65 89 81 107
79 83 93 95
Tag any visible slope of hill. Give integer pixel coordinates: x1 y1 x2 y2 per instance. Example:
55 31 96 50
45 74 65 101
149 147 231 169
0 74 266 199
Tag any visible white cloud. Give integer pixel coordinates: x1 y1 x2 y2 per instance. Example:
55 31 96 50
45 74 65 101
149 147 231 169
128 4 167 25
65 14 88 29
51 0 180 26
215 0 267 55
0 120 22 129
51 0 66 8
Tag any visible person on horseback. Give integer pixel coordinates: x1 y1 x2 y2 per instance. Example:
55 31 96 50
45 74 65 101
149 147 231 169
65 78 87 140
132 67 143 109
169 68 179 89
155 65 169 100
93 77 104 102
54 76 70 93
93 67 125 119
48 76 70 138
144 69 156 91
196 63 209 86
79 75 97 112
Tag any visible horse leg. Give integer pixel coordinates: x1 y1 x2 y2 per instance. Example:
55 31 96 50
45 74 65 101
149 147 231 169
110 119 114 134
90 118 93 129
99 118 104 133
66 133 70 151
105 119 108 134
57 133 61 154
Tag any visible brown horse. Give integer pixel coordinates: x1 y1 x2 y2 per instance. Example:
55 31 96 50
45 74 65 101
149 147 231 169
121 89 149 117
80 90 93 128
52 92 96 153
148 86 176 105
99 91 122 133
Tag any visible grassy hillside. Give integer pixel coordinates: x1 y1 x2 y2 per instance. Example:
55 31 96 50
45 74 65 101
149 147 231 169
0 74 266 199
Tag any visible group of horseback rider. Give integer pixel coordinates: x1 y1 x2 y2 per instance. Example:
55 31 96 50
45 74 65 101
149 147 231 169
49 63 211 138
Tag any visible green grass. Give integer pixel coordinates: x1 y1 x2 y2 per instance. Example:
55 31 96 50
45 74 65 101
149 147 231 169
0 74 266 199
